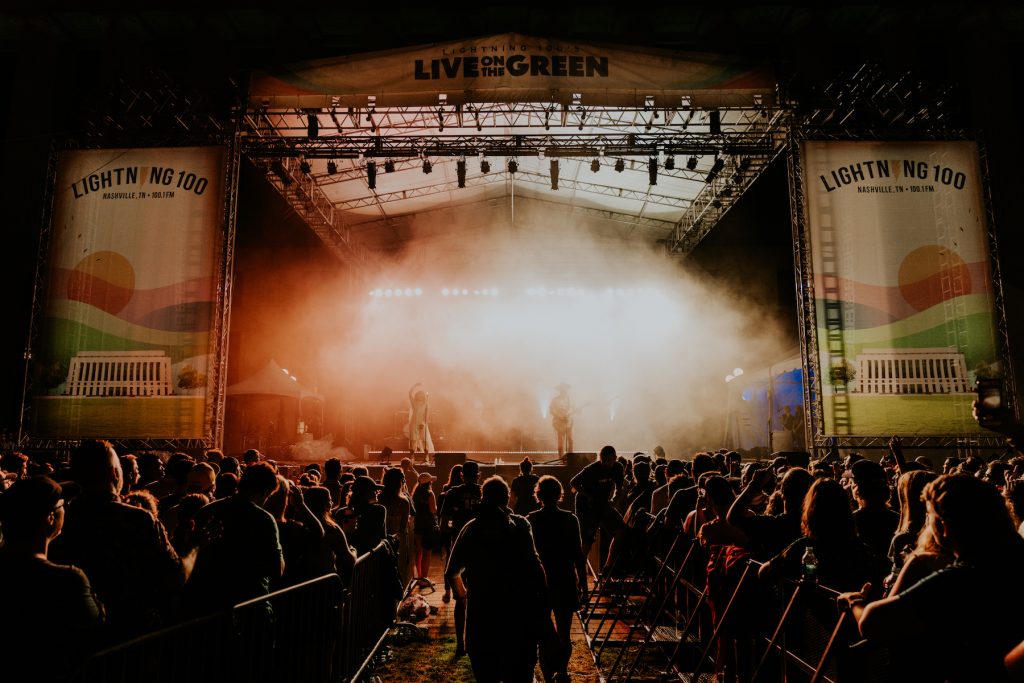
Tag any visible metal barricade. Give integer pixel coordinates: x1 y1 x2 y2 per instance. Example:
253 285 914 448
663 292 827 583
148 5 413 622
73 540 402 683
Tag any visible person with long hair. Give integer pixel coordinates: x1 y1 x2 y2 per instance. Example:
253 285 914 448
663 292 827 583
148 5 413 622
887 470 939 574
839 475 1024 682
759 477 886 591
438 463 464 603
379 467 414 584
411 472 438 586
304 486 357 583
408 383 434 456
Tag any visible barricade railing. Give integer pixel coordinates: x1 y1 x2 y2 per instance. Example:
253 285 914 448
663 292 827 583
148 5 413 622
584 544 889 683
751 577 860 683
73 540 401 683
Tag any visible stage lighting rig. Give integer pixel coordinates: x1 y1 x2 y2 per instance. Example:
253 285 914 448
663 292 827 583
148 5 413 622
366 161 376 190
550 159 559 190
384 159 396 173
299 160 311 175
705 156 725 183
508 159 518 173
422 159 432 174
614 158 625 173
664 156 675 170
480 159 490 174
326 160 337 175
686 156 698 171
648 157 658 186
306 112 319 138
457 159 467 188
591 159 600 173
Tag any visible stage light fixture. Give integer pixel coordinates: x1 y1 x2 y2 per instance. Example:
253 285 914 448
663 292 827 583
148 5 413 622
299 160 311 175
614 158 625 173
664 156 675 170
422 159 432 174
550 159 559 190
307 112 319 138
457 159 467 188
383 159 395 173
686 156 698 171
705 156 725 183
326 160 337 175
590 158 600 172
366 161 376 190
648 157 658 186
709 110 721 134
508 159 518 173
271 160 292 186
480 159 490 174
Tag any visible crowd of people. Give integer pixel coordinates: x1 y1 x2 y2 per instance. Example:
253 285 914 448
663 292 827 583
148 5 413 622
3 436 1024 682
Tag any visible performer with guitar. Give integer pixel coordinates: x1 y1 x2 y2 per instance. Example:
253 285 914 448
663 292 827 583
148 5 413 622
549 383 576 458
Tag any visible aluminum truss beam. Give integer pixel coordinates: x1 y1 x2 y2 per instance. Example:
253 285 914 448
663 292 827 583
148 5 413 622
332 168 691 211
246 103 767 135
261 156 381 278
242 130 775 160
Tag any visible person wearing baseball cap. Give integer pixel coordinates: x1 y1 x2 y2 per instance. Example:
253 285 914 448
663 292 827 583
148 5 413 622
0 476 103 678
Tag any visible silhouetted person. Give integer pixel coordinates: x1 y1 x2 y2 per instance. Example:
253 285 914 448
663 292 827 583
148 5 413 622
446 476 547 683
510 457 541 516
570 445 625 566
438 460 483 655
840 475 1024 682
185 462 283 615
528 475 587 683
50 440 187 639
0 476 103 681
549 383 574 458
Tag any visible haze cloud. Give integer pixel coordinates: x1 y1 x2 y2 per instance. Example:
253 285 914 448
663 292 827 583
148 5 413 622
289 198 792 457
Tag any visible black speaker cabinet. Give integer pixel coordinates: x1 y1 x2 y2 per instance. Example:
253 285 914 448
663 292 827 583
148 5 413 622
566 452 597 468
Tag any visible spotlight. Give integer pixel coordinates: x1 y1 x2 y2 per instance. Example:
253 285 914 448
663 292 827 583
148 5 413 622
508 159 518 173
590 158 600 173
299 160 311 175
648 157 657 186
686 156 698 171
709 110 721 134
550 159 559 190
705 156 725 183
384 159 395 173
614 158 625 173
307 112 319 138
366 161 376 190
326 160 337 175
422 159 432 174
480 159 490 174
457 159 466 188
664 155 675 170
270 160 292 186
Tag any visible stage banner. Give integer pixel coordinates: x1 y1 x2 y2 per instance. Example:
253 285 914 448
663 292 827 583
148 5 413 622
32 146 226 439
802 140 1000 436
250 33 773 108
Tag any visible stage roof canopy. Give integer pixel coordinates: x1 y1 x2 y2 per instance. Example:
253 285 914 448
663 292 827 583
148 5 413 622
242 35 787 266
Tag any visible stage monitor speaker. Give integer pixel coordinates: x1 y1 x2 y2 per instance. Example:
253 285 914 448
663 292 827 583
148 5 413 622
566 452 597 468
434 452 467 481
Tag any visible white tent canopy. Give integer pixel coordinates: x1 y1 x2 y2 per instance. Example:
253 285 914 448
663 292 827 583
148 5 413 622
226 359 322 401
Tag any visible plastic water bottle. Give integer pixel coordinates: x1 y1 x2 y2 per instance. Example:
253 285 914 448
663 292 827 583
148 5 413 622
801 545 819 584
